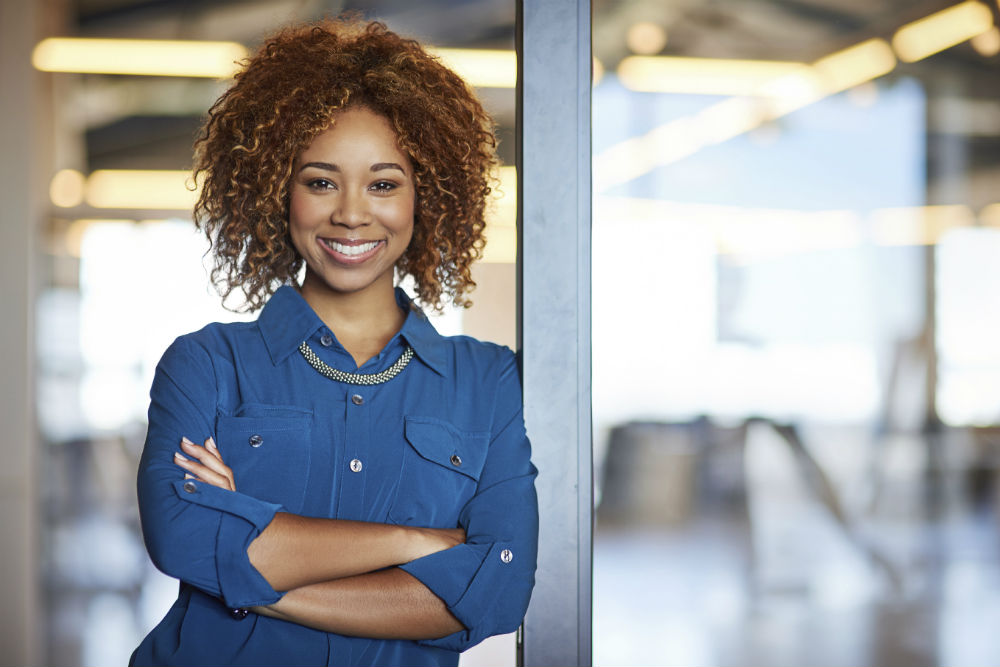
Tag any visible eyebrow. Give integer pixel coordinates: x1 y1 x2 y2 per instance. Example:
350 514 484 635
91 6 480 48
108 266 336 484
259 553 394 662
298 161 407 174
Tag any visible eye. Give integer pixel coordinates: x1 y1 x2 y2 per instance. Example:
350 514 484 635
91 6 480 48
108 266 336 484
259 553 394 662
305 178 336 191
369 180 398 193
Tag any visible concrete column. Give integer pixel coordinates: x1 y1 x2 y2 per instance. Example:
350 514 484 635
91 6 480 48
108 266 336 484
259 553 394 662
0 0 48 663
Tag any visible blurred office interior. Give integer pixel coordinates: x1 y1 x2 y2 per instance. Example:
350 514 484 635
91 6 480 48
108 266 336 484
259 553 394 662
2 0 1000 665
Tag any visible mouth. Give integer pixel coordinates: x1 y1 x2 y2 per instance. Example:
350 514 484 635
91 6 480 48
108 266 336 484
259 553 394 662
319 237 385 263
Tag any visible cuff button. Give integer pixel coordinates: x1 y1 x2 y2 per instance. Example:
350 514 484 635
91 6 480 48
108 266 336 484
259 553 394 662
183 480 197 494
450 454 462 467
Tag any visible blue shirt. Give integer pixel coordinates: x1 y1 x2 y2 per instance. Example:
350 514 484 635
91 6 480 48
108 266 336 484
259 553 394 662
131 286 538 667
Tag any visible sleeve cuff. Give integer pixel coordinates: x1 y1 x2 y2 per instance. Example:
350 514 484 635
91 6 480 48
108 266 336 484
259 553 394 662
172 479 284 607
400 541 527 651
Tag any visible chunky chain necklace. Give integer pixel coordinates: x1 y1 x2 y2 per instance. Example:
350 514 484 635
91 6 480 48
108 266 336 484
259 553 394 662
298 342 414 385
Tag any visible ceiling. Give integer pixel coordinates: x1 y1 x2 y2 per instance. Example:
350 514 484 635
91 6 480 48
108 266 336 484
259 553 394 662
57 0 1000 206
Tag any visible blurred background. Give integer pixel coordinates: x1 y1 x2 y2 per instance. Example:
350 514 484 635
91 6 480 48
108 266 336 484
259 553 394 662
3 0 1000 665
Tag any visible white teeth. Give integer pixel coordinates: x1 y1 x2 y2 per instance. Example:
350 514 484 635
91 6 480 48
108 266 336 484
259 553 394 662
324 240 379 256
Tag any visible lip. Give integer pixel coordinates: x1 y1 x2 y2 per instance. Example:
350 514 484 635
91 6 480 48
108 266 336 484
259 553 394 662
318 237 385 265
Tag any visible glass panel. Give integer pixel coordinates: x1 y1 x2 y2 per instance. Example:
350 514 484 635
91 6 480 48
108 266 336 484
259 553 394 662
593 2 1000 665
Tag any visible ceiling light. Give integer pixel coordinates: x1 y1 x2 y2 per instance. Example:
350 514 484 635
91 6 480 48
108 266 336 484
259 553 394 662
980 203 1000 226
971 26 1000 56
617 55 813 96
50 169 86 207
626 22 668 55
429 48 516 88
811 38 897 95
892 1 994 63
84 170 198 210
33 37 248 78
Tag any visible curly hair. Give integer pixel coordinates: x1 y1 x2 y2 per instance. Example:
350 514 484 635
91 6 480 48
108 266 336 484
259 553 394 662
192 18 499 312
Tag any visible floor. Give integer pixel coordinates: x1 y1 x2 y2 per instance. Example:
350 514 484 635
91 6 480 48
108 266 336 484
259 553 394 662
593 423 1000 666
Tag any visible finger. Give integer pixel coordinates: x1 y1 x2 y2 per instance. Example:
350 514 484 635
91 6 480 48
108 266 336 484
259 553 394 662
202 437 235 490
203 437 230 470
174 451 234 491
180 438 230 474
180 437 236 491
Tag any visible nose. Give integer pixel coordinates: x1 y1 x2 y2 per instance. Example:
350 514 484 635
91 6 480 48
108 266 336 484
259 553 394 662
333 189 370 228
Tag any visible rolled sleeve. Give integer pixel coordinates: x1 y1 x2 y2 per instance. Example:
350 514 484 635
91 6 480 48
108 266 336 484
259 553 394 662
137 336 283 608
400 352 539 651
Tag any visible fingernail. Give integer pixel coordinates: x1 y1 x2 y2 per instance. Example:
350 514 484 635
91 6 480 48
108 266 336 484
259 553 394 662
181 436 194 445
174 452 189 461
206 437 217 450
184 473 194 479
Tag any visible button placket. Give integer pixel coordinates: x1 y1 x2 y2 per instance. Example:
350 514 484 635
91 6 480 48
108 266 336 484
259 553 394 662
338 386 369 519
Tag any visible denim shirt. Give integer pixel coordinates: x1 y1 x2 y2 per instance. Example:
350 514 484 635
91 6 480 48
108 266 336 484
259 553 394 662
131 286 538 667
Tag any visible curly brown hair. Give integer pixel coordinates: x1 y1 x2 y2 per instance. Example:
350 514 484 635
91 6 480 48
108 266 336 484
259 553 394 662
192 17 499 312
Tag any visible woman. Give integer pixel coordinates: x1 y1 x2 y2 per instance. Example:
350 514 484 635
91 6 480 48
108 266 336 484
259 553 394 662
131 18 538 667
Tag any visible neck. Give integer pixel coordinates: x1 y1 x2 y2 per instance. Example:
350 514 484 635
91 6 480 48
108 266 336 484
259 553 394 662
298 275 406 366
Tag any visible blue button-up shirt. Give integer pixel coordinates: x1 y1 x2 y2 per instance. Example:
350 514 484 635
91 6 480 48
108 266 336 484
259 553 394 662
132 286 538 667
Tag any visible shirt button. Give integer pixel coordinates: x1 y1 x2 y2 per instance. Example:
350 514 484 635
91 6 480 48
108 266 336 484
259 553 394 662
183 480 197 494
450 454 462 467
500 549 513 564
249 434 263 448
351 394 364 406
350 458 363 473
320 334 334 347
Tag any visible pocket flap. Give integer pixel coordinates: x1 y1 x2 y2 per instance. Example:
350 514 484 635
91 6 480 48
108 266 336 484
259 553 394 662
404 417 488 482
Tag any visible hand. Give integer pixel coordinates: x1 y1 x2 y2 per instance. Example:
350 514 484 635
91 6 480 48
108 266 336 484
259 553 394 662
174 436 236 491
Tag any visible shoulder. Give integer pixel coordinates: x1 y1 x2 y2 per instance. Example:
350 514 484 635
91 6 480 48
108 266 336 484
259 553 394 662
429 334 520 396
157 320 261 373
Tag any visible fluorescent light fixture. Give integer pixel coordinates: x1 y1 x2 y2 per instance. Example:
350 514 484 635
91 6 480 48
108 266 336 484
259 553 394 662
429 48 516 88
617 55 813 96
892 0 994 63
812 38 896 95
596 40 897 190
980 202 1000 226
32 37 248 77
50 168 86 207
85 170 198 210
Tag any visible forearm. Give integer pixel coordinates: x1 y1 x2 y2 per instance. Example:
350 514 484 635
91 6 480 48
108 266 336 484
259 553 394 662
248 512 462 591
252 568 464 639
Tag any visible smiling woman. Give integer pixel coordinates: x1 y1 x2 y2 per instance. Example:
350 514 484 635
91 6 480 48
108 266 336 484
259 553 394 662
130 17 538 667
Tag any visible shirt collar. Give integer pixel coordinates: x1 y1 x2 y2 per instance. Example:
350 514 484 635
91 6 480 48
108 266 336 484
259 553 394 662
257 286 327 366
394 288 448 377
257 285 448 376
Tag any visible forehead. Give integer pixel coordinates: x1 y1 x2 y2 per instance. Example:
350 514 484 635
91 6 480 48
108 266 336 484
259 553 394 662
299 107 407 160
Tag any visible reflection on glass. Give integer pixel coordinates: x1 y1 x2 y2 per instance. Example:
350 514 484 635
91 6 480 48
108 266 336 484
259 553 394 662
594 2 1000 665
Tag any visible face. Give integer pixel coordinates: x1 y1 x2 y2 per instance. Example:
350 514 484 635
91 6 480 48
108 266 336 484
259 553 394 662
289 106 415 303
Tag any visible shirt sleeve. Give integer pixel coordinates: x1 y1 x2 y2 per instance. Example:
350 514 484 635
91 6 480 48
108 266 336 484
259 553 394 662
399 349 539 651
136 335 284 609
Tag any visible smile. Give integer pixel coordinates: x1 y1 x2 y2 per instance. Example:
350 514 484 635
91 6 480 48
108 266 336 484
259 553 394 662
318 238 385 264
321 239 382 256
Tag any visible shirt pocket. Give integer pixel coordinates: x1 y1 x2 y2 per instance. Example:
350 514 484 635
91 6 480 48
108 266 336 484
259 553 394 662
387 416 489 528
216 405 312 514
